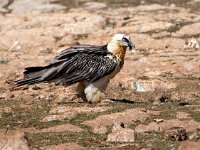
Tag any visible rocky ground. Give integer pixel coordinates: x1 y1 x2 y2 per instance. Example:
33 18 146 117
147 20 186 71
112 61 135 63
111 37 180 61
0 0 200 150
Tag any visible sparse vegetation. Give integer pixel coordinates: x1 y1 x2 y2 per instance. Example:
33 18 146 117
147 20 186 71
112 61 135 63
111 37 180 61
0 0 200 149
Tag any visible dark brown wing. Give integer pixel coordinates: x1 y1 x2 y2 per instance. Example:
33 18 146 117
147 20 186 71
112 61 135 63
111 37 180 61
16 44 117 85
49 52 117 84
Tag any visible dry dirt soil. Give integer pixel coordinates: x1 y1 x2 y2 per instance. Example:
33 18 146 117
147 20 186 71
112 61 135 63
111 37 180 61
0 0 200 150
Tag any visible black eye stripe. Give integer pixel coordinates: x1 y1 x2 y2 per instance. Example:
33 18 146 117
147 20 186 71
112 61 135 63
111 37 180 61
122 37 129 43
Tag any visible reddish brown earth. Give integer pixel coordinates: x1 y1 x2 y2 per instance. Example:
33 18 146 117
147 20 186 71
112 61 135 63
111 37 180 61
0 0 200 150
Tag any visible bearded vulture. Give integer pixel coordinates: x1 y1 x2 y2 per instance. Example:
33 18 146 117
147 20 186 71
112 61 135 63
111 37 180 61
16 34 135 103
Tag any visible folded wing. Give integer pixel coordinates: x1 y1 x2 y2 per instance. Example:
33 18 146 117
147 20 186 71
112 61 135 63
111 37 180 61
16 45 117 86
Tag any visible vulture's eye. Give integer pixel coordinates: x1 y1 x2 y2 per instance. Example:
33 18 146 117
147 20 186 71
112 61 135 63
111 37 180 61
122 37 128 43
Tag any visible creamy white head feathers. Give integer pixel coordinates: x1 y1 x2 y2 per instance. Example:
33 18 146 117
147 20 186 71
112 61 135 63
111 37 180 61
109 33 134 50
112 33 130 41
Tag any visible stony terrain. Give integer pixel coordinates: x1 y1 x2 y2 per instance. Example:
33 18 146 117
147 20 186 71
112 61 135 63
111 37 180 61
0 0 200 150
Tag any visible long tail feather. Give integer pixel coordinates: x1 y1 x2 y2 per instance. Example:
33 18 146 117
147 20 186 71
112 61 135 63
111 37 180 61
16 77 42 86
15 66 47 86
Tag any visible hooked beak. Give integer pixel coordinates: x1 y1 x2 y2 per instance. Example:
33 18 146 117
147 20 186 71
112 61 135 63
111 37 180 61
128 40 135 50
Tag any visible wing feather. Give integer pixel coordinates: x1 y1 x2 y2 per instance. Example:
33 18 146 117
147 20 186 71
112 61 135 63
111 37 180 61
17 44 117 86
47 53 117 84
53 44 108 61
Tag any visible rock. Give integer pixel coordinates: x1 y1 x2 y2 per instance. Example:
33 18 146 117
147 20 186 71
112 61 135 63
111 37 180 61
42 106 110 122
107 128 135 143
9 0 66 13
159 119 200 132
171 91 198 103
173 22 200 37
18 124 81 134
36 124 83 133
135 122 162 133
0 29 56 51
176 112 191 119
42 142 86 150
135 119 200 133
93 125 108 134
42 111 78 122
83 2 107 10
166 128 188 141
178 141 200 150
135 4 171 11
139 22 174 33
0 130 30 150
49 106 110 114
130 79 176 92
82 108 150 133
143 70 162 78
63 14 105 35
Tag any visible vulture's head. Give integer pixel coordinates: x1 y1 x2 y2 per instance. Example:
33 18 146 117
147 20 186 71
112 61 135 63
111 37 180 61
112 34 134 50
107 33 135 56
